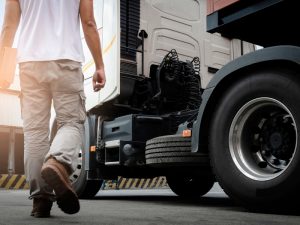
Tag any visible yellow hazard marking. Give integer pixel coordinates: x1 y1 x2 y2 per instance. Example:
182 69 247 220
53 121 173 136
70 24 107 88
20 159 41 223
0 174 8 186
14 176 26 189
5 175 18 189
0 175 28 189
143 178 151 189
132 178 139 188
102 177 169 190
118 177 127 189
149 178 156 188
156 177 163 188
137 178 145 189
125 179 132 189
24 182 30 189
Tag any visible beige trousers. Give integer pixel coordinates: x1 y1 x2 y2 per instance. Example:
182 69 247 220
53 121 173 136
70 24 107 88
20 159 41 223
19 60 86 199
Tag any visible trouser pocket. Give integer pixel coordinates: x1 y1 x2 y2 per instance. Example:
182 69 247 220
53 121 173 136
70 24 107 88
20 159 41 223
79 91 86 123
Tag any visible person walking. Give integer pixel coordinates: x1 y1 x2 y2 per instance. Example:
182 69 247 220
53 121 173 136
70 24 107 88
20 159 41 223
0 0 106 217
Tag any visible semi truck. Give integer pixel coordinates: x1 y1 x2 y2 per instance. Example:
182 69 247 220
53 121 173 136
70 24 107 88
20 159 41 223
50 0 300 212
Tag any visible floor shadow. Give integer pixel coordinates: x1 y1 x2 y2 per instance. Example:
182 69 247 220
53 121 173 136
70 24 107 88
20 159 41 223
90 193 300 216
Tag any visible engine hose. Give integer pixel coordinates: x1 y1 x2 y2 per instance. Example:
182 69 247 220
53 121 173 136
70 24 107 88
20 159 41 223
183 61 201 110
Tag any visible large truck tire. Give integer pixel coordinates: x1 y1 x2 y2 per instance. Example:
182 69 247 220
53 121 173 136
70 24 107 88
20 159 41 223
50 117 103 199
209 68 300 212
166 173 214 198
70 149 102 199
145 135 207 166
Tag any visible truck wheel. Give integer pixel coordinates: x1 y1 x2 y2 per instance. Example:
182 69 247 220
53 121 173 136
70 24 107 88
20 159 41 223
166 173 214 198
50 117 103 199
209 68 300 212
145 135 208 166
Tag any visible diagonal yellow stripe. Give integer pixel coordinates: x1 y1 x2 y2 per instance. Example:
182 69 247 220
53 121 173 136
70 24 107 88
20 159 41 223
0 174 8 186
24 182 29 189
5 175 17 189
143 179 151 189
132 178 139 189
125 178 133 189
103 35 116 54
83 35 117 73
118 177 126 189
14 176 26 189
137 178 145 189
149 178 157 188
161 177 167 187
156 177 163 188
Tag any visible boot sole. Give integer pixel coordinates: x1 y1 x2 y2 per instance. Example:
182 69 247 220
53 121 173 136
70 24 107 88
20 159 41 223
31 211 51 218
41 165 80 214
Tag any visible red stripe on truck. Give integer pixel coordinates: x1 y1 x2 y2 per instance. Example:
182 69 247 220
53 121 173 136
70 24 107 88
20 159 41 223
207 0 240 15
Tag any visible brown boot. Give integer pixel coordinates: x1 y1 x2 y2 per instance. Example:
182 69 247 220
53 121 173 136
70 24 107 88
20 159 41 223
31 198 53 218
41 158 80 214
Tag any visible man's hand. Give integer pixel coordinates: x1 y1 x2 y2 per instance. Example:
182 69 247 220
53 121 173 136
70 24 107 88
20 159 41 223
92 67 106 92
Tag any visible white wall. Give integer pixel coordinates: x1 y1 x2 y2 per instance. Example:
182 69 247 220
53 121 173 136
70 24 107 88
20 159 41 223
0 1 22 127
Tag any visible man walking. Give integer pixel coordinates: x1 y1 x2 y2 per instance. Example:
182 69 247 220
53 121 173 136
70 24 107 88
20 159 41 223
0 0 106 217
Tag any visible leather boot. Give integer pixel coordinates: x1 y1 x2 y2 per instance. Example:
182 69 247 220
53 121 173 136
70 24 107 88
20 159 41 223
31 198 53 218
41 158 80 214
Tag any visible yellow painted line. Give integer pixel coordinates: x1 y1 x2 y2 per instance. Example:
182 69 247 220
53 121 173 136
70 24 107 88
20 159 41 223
143 179 151 189
156 177 163 188
149 178 157 188
132 178 139 188
24 182 29 189
0 174 8 186
137 178 145 189
125 178 133 189
5 175 17 189
103 35 116 55
118 177 127 189
14 176 26 189
83 35 117 73
161 177 167 187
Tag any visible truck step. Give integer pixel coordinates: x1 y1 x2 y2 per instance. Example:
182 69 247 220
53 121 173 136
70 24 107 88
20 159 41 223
105 140 120 165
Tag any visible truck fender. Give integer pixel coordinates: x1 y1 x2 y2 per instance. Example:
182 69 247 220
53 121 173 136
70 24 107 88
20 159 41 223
83 114 98 172
192 45 300 153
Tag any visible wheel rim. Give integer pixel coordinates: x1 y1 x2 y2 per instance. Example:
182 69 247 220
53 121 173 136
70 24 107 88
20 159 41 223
69 150 83 183
229 97 297 181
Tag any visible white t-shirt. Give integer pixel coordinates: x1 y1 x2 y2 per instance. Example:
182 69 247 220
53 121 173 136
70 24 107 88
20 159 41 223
17 0 84 63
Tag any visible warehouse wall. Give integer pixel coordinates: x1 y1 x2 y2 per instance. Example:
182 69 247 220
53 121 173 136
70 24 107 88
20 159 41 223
0 126 24 174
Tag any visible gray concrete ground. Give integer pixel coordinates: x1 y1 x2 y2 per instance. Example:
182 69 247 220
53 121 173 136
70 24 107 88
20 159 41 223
0 184 300 225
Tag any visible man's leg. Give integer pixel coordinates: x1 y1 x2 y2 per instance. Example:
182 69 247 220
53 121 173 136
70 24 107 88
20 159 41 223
42 60 86 214
19 62 55 217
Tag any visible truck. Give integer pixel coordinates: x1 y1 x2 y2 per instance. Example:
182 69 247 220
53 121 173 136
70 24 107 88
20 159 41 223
50 0 300 212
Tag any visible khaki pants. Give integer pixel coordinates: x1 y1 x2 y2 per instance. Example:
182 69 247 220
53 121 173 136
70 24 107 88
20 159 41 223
19 60 86 199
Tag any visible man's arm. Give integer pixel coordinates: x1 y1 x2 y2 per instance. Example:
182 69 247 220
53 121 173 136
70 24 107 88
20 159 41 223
80 0 106 92
0 0 21 88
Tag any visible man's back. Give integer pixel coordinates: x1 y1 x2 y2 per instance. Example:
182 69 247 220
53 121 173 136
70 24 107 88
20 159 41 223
18 0 84 63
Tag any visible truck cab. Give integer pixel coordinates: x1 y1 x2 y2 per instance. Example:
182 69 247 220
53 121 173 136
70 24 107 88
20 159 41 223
51 0 253 200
